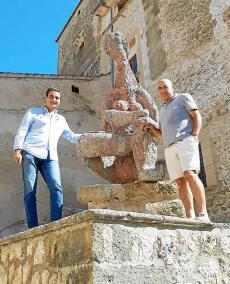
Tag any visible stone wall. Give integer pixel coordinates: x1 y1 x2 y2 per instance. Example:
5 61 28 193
106 0 151 88
149 0 230 222
57 0 102 76
0 209 230 283
0 73 111 238
142 0 166 83
57 0 230 221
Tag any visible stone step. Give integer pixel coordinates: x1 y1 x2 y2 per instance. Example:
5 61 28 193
77 181 184 217
0 209 222 284
145 199 185 217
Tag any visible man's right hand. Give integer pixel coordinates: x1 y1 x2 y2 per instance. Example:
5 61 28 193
143 122 163 141
13 149 22 165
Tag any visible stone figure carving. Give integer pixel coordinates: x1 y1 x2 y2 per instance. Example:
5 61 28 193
77 32 161 183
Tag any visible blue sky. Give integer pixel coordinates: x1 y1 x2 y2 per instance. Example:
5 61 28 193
0 1 79 74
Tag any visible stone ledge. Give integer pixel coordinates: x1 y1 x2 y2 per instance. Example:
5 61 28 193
1 209 229 284
0 72 107 80
0 209 215 246
78 181 179 202
145 199 185 217
77 181 180 213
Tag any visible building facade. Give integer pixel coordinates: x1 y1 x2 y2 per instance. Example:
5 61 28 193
57 0 230 222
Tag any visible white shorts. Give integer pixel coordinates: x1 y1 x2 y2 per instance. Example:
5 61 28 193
165 135 200 181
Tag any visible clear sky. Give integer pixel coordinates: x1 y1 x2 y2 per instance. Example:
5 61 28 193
0 1 79 74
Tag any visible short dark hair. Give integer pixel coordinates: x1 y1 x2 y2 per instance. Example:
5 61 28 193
46 87 61 97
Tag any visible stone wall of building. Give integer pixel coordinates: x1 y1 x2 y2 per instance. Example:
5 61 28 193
101 0 151 88
147 0 230 222
0 209 230 283
142 0 166 83
57 0 102 76
57 0 230 221
0 73 111 238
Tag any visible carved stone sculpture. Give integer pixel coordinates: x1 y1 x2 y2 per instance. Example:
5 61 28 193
77 32 161 183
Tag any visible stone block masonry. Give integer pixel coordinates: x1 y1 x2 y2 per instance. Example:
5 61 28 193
57 0 102 76
77 181 185 218
0 209 230 283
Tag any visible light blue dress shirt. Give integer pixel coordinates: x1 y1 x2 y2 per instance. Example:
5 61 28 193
13 107 81 160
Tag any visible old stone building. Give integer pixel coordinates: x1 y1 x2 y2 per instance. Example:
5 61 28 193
0 0 229 238
1 1 230 282
56 0 230 222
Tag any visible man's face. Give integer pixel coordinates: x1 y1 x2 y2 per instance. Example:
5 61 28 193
157 79 174 103
45 91 61 112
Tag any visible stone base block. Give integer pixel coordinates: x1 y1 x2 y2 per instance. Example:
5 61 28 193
2 209 229 284
145 199 186 217
77 180 180 214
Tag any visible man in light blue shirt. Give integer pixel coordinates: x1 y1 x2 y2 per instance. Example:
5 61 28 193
13 87 81 228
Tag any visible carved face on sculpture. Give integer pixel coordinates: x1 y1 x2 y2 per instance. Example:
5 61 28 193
104 32 129 61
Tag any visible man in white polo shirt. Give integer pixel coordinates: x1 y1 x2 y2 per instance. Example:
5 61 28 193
143 79 210 222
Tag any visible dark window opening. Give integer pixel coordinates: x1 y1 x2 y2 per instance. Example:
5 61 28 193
79 41 84 50
72 85 79 94
129 54 139 82
198 143 207 188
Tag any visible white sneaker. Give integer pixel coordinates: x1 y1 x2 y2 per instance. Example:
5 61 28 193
195 213 211 223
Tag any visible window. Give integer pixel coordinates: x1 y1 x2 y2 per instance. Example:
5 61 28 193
129 54 139 81
73 33 84 49
118 0 128 11
72 85 79 94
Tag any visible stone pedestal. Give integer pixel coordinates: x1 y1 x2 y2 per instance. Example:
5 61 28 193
77 181 185 217
2 210 229 284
